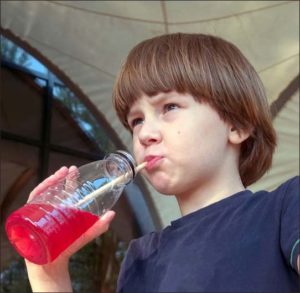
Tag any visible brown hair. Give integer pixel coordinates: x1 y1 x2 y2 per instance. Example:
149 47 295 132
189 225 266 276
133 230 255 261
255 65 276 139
112 33 276 186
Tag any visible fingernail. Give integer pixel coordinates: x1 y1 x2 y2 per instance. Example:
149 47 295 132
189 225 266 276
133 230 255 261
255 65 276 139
57 166 67 174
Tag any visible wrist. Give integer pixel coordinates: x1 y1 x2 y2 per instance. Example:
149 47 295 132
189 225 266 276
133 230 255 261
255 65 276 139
25 258 72 292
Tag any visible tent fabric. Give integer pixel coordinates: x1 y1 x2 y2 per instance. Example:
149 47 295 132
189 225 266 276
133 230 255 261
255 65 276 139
1 1 299 227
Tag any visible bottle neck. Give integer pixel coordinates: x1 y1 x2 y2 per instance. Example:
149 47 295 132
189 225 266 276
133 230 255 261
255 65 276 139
105 151 136 185
113 150 136 178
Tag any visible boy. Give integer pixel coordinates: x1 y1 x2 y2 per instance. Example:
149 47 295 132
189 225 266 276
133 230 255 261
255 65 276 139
25 33 299 292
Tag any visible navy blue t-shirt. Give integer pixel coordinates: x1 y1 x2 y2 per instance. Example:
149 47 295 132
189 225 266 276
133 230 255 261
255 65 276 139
117 176 300 292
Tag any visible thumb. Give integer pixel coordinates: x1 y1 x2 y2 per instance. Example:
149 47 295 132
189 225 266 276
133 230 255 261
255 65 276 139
91 210 116 237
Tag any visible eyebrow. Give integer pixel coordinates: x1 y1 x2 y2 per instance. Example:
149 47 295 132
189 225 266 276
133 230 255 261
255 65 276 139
127 109 141 121
126 92 181 125
126 105 144 126
127 92 176 116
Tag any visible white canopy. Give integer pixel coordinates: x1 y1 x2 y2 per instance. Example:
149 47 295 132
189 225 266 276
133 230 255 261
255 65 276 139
1 1 299 227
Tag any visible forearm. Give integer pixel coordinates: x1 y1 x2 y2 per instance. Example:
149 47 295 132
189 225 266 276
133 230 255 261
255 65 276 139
25 259 72 292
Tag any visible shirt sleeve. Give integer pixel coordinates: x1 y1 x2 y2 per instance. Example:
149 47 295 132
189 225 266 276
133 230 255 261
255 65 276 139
280 176 300 272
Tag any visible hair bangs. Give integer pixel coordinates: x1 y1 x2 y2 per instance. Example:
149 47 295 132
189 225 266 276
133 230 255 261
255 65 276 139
112 35 194 129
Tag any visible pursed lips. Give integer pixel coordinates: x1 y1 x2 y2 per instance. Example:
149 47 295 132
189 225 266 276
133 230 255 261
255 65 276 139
144 155 164 170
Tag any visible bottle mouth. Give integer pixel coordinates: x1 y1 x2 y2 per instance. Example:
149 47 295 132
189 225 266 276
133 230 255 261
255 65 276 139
111 150 136 178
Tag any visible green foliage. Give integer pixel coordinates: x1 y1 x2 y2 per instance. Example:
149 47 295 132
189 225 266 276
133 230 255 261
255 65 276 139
70 231 128 293
0 259 31 293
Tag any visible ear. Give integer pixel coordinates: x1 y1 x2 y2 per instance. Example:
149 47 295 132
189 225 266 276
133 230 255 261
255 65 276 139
228 126 251 145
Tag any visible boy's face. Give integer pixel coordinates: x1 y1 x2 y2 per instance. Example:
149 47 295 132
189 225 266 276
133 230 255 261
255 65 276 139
127 91 234 196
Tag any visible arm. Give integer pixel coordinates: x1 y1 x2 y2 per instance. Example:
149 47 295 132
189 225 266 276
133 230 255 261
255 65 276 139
26 258 72 292
279 177 300 277
25 167 115 292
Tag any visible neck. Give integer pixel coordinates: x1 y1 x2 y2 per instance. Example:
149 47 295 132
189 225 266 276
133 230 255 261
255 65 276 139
175 171 245 216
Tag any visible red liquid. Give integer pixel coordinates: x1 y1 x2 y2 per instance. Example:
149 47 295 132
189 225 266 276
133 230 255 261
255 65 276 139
5 203 99 264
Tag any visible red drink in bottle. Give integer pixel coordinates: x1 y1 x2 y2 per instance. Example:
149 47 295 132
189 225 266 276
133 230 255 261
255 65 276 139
5 151 140 264
5 203 98 264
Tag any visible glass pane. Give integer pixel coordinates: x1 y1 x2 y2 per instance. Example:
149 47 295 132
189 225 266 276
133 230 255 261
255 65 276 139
34 77 47 88
1 35 48 75
47 151 92 175
50 97 101 154
52 84 115 153
0 67 43 139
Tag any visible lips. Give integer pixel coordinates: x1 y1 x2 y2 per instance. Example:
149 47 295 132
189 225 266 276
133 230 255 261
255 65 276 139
144 155 164 170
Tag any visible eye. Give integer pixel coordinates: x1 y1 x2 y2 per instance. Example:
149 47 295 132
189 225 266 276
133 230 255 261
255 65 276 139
130 118 144 129
163 103 179 113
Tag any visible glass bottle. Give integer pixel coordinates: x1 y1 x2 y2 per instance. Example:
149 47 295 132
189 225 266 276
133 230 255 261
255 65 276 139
5 150 143 265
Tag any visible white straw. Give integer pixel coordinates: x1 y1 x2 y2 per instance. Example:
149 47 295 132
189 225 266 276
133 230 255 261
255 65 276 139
74 162 147 207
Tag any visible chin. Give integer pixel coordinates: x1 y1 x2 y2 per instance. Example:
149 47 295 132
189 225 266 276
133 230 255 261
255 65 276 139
144 170 183 195
146 177 177 195
154 186 175 195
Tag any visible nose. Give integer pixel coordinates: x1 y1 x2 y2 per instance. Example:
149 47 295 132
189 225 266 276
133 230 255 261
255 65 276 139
138 119 162 146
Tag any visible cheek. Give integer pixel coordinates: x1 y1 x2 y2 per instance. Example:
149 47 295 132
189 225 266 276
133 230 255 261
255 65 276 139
176 120 228 158
132 138 142 161
201 128 229 163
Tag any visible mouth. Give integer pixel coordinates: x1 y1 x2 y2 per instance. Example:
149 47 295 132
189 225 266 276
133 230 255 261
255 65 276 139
144 155 164 171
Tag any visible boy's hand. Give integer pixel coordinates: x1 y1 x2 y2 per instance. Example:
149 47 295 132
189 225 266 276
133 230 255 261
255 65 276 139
28 166 70 202
25 166 116 292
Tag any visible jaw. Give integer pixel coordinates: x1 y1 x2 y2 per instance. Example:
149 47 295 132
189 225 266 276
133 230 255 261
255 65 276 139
143 170 177 195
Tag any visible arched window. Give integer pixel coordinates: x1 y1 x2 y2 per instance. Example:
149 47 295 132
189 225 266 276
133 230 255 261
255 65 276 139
0 32 159 293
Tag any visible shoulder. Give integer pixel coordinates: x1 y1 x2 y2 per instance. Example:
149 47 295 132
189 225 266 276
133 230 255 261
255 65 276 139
271 176 299 195
273 176 300 272
252 176 299 203
268 176 299 209
241 176 299 223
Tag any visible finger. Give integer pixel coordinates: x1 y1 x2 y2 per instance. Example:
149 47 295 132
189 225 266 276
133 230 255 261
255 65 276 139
66 166 79 181
81 211 116 242
54 166 69 178
68 165 78 173
43 167 69 187
65 165 79 192
28 167 69 202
